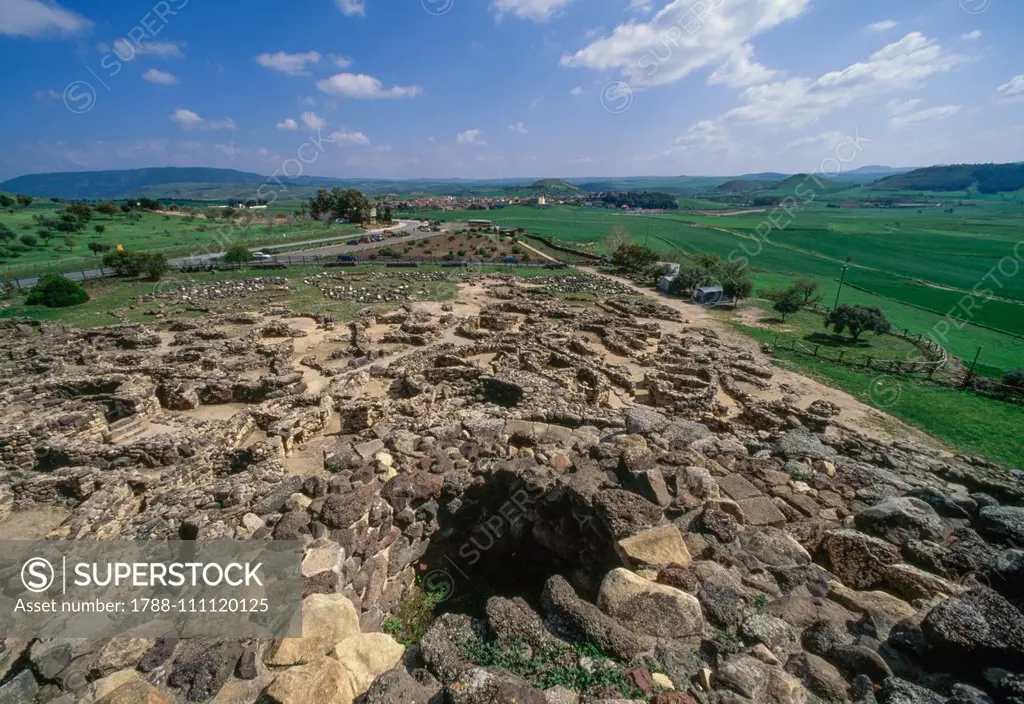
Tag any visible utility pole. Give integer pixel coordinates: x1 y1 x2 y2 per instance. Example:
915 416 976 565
833 263 849 311
964 346 982 388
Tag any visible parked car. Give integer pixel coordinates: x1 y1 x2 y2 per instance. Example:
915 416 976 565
337 254 357 263
347 239 360 246
502 255 519 264
252 252 274 261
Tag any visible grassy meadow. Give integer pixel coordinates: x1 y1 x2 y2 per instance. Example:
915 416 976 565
0 200 359 280
405 204 1024 379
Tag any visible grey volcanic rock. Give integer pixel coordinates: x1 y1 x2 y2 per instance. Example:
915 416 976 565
921 586 1024 671
540 575 655 661
854 497 948 545
593 488 663 540
823 529 902 589
774 429 836 460
976 505 1024 544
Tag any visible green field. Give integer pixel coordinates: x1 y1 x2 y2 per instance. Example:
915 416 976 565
405 204 1024 378
0 201 360 280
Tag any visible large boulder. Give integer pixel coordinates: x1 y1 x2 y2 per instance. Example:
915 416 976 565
625 407 670 435
920 586 1024 672
263 657 354 703
597 568 705 639
774 429 836 461
822 529 901 589
332 633 405 698
593 489 663 540
976 505 1024 545
616 524 692 569
540 574 655 661
854 497 948 545
264 593 361 666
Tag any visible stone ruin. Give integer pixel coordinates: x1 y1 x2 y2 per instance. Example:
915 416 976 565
0 270 1021 704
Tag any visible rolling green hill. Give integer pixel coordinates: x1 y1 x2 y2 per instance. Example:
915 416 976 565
867 163 1024 194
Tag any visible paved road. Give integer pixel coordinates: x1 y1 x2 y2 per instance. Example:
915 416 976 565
11 219 426 289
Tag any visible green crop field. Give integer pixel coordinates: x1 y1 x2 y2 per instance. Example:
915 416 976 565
406 204 1024 378
0 200 360 280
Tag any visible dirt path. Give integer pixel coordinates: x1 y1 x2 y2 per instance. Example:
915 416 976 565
582 267 944 449
517 241 558 263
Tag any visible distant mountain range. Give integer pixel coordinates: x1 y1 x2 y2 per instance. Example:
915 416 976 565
1 163 1021 201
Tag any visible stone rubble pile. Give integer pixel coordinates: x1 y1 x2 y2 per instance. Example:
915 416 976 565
0 270 1021 704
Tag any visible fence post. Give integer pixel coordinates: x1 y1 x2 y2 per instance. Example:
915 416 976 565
866 357 873 370
813 345 819 357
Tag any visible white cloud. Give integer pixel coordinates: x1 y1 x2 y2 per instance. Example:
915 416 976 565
111 39 184 61
725 33 966 127
215 143 239 157
708 44 776 88
33 88 62 103
569 85 584 96
866 19 897 32
785 131 849 150
887 98 922 115
300 111 326 130
169 108 236 131
996 75 1024 103
328 129 370 145
509 121 528 134
627 0 654 13
276 118 299 131
890 104 962 128
317 72 421 99
561 0 809 87
492 0 573 22
255 50 321 76
457 129 485 145
142 68 178 85
961 30 982 41
329 54 352 68
668 120 732 155
335 0 366 16
0 0 91 38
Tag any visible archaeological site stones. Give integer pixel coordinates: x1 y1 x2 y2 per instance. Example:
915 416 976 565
0 271 1021 704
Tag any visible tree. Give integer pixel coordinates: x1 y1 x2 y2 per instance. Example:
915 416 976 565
63 236 75 248
223 244 252 262
103 251 169 280
825 304 892 340
65 202 93 222
96 202 120 216
611 243 659 271
88 242 111 255
19 234 37 247
94 224 105 234
770 289 803 322
0 223 13 241
722 275 753 306
221 207 236 220
793 279 820 304
308 189 333 220
669 265 713 296
16 195 33 207
0 195 13 208
25 275 89 308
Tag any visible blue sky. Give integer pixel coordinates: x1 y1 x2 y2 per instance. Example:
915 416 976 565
0 0 1022 181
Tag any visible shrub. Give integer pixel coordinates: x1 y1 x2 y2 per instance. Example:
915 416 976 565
825 304 891 340
25 275 89 308
19 234 38 247
94 224 105 234
103 251 169 280
611 243 658 271
223 244 253 263
381 584 446 646
1003 368 1024 392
